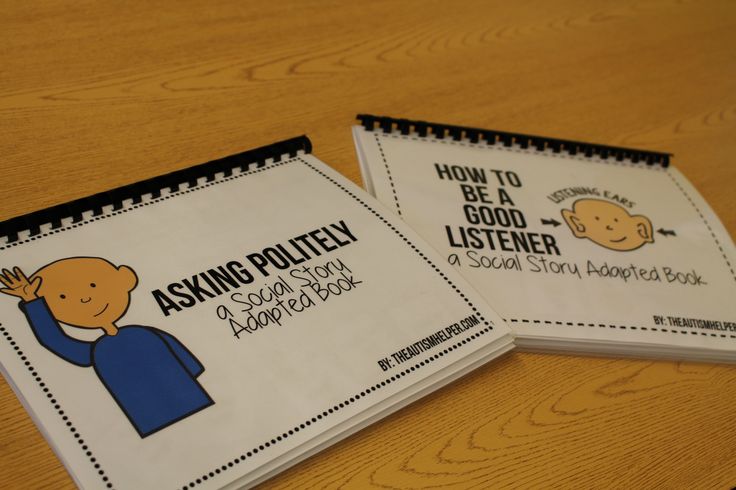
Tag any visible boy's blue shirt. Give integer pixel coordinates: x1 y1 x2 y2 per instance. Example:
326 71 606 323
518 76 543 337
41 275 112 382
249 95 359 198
20 298 213 437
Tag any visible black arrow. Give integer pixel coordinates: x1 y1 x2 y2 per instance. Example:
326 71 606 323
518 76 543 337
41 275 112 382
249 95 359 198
541 218 561 227
657 228 676 237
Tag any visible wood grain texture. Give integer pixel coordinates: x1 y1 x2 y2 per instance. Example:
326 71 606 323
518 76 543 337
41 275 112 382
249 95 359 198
1 0 734 488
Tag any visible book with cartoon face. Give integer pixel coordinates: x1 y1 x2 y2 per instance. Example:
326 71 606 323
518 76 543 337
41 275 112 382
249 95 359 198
0 136 513 489
353 115 736 362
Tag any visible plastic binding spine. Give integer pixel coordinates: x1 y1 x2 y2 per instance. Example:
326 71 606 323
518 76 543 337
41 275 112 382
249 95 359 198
357 114 671 168
0 136 312 244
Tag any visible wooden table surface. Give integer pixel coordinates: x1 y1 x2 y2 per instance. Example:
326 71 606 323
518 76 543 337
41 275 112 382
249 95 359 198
2 1 735 488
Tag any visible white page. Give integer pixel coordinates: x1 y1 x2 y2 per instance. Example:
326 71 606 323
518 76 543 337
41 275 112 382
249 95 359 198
354 124 736 361
0 149 512 489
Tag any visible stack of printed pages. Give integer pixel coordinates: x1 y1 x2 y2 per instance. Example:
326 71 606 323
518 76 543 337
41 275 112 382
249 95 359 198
0 137 513 489
353 115 736 362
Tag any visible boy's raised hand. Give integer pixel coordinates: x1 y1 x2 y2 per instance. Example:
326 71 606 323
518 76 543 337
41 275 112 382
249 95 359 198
0 267 41 302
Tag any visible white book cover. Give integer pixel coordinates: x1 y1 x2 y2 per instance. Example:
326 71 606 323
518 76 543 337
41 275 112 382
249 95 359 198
353 116 736 362
0 137 513 489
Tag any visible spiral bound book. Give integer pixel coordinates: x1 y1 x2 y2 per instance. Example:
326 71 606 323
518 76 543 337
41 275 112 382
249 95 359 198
353 115 736 362
0 137 513 489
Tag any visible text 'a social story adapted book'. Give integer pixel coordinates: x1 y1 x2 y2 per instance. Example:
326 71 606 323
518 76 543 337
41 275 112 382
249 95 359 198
353 115 736 362
0 137 513 489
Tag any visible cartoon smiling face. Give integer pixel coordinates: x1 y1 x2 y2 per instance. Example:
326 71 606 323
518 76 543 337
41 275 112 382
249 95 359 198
33 257 138 329
561 198 654 251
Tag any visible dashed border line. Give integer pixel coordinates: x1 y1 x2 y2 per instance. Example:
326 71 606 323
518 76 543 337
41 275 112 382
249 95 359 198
665 171 736 283
373 133 403 216
181 324 494 489
0 323 115 488
506 318 736 339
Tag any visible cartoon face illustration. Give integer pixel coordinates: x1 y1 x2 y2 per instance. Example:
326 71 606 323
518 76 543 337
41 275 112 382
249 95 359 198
561 199 654 251
34 257 138 330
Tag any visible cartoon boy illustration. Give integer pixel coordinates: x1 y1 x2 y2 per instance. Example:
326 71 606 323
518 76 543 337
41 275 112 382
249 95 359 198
561 199 654 252
0 257 213 438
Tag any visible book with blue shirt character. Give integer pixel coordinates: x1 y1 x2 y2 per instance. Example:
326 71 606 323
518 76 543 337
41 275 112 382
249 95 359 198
0 137 513 489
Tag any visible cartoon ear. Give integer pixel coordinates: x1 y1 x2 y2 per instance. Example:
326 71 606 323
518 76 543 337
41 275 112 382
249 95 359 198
634 215 654 243
117 265 139 292
561 209 587 238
